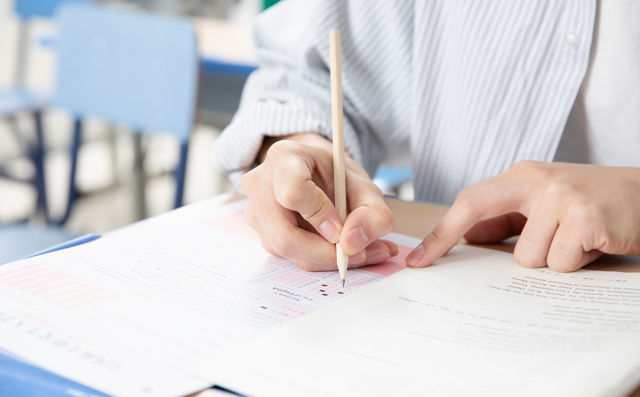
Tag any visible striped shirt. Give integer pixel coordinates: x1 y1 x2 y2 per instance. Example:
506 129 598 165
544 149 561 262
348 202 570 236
213 0 625 205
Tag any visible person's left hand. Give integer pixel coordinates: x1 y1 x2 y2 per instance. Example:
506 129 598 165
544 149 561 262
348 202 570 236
406 161 640 272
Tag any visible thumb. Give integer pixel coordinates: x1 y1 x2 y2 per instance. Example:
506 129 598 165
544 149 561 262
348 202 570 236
273 175 343 244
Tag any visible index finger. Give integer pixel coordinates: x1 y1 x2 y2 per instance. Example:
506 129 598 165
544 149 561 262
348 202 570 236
406 172 530 267
339 162 395 256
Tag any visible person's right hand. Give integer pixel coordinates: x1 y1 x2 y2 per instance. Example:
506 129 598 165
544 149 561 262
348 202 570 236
240 133 398 271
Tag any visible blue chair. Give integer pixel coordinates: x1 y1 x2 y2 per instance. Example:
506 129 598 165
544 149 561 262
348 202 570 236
0 0 90 221
0 3 198 263
15 0 88 18
373 166 413 195
52 3 199 224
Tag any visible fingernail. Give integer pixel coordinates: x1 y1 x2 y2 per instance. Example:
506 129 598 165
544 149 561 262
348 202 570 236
318 220 340 243
389 243 399 257
344 227 368 252
406 244 425 267
368 252 390 264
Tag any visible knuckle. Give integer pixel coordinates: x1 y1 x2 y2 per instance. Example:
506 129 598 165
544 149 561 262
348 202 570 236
266 140 294 160
511 160 538 173
512 159 536 171
511 160 550 180
453 189 477 217
267 140 308 168
545 180 577 198
566 199 595 223
425 229 442 246
301 188 329 221
276 185 301 210
281 154 308 173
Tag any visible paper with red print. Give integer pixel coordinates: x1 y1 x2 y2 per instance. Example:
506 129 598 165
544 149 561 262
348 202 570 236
0 199 413 397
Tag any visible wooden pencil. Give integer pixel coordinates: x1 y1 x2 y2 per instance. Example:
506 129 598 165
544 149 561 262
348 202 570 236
329 29 348 287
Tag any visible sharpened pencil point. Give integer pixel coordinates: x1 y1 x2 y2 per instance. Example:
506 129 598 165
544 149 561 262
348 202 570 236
342 279 345 288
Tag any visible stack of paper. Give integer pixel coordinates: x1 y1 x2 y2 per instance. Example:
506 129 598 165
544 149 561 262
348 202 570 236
0 199 639 397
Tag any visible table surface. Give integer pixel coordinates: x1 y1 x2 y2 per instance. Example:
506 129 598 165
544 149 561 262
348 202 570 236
192 193 640 397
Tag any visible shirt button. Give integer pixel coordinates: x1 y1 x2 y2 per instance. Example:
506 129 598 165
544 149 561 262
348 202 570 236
566 33 580 49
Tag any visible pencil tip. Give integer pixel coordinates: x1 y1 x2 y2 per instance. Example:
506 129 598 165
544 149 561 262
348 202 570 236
342 279 345 288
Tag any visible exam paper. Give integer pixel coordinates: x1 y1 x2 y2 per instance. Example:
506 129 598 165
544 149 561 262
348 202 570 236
0 200 408 397
208 235 640 397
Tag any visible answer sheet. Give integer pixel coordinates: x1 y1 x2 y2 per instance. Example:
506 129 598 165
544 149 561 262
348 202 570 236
0 200 409 397
208 235 640 397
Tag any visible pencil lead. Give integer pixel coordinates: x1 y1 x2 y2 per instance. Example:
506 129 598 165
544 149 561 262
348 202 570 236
342 279 345 288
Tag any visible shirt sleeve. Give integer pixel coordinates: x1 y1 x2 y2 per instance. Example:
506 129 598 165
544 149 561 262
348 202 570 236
212 0 378 185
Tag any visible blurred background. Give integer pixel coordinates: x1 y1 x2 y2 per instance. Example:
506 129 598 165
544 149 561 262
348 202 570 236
0 0 412 263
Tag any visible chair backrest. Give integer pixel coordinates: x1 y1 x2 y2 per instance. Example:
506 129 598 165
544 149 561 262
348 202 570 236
15 0 89 20
373 166 413 193
53 4 199 141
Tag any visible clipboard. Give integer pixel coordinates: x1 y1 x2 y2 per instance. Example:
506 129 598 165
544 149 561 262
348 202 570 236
0 234 107 397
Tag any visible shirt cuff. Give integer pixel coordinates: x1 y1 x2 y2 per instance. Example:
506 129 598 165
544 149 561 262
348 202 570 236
212 99 364 187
